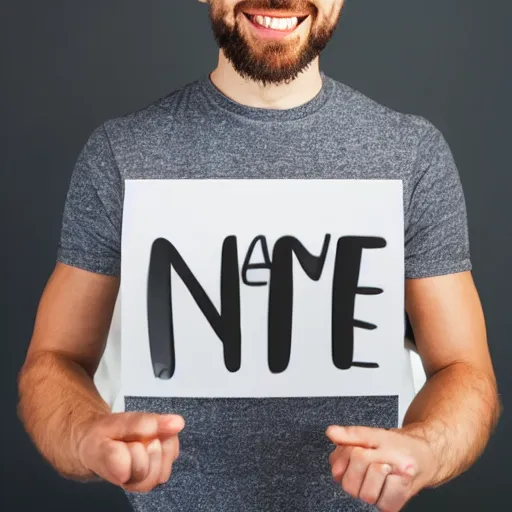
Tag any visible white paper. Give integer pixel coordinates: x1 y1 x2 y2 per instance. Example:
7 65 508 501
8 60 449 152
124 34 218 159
121 179 404 398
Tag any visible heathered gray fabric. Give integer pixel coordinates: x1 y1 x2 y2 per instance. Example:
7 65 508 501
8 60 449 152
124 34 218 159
57 71 471 511
124 397 396 512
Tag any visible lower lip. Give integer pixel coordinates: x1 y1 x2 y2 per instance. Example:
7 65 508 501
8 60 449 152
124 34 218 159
243 14 305 40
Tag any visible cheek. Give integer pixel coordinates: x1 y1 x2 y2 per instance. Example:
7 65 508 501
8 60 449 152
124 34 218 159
318 0 343 23
210 3 235 25
310 11 337 37
224 1 241 22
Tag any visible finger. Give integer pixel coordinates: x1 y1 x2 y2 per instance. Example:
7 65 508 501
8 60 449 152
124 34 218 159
329 445 345 468
330 437 416 478
125 441 150 484
359 463 392 506
159 435 180 484
125 438 163 493
326 425 385 449
330 446 354 483
108 412 184 442
340 446 372 498
145 438 164 490
94 439 133 484
376 473 414 512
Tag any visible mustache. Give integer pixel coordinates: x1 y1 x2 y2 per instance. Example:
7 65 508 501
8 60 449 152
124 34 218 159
235 0 315 14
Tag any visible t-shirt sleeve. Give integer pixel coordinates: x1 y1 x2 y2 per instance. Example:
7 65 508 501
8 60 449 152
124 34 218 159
404 121 472 279
56 124 123 276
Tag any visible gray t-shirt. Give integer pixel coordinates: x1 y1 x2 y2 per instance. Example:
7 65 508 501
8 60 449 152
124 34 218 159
57 72 471 512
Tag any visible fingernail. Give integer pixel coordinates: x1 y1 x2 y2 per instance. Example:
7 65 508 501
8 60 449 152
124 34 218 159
165 415 184 428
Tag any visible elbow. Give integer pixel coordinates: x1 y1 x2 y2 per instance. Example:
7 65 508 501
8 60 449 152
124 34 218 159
16 351 45 424
476 362 502 435
491 387 504 433
17 350 63 425
16 357 35 430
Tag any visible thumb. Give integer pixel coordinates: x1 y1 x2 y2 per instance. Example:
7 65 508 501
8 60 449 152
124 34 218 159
326 425 381 449
109 412 184 442
157 413 185 439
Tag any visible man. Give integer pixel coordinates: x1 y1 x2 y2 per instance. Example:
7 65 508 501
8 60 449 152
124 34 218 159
17 1 501 511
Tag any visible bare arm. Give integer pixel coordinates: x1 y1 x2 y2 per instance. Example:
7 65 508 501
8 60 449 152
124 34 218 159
402 270 502 487
17 262 119 480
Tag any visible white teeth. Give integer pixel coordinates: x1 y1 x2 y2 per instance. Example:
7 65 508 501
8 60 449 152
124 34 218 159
252 15 299 31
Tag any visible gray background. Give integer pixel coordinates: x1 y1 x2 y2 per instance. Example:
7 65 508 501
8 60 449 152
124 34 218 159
1 0 510 510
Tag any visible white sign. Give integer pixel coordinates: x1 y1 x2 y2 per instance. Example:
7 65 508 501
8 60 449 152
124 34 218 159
121 179 404 398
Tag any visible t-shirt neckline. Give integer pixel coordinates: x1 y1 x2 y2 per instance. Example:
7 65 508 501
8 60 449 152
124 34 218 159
198 70 335 122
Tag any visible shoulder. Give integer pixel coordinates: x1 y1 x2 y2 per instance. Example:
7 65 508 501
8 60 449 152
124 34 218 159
89 79 205 176
100 78 203 145
327 76 441 149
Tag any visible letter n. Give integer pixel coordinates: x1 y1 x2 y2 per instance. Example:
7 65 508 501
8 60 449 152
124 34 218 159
147 236 241 379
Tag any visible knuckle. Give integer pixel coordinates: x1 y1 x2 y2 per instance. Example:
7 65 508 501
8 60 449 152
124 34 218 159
379 463 392 475
102 440 121 464
350 447 371 470
133 416 152 433
351 446 365 459
401 459 418 479
352 446 369 462
126 413 152 433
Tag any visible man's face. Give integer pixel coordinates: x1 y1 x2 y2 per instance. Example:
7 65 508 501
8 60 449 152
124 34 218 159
205 0 344 85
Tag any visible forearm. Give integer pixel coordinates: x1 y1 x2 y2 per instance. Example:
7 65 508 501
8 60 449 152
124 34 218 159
17 350 111 480
401 361 502 487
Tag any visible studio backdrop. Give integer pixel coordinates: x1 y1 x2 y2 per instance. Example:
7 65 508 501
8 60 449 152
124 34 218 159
1 1 510 511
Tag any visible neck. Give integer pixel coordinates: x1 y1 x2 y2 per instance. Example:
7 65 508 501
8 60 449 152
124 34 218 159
209 50 323 110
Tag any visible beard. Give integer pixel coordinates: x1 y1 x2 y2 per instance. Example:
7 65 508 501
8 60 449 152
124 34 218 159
207 0 340 85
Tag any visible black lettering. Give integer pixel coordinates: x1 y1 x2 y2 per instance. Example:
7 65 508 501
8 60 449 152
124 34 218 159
147 236 241 379
268 235 331 373
332 236 386 370
242 235 272 286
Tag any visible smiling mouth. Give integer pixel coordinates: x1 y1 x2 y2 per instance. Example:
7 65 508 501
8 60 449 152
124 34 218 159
242 12 310 32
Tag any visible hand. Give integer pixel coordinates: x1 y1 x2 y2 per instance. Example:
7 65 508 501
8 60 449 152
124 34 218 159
76 412 185 493
326 425 437 512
